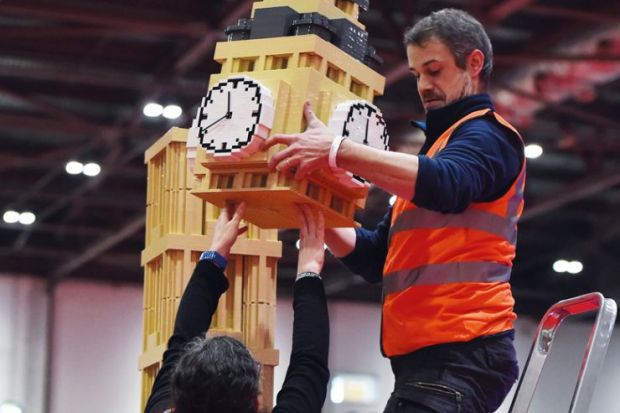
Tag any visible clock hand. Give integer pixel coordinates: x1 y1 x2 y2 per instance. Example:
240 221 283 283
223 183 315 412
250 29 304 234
201 112 228 132
364 117 370 145
227 91 231 116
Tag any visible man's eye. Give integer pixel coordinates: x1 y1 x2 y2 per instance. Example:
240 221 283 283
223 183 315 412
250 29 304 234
428 70 440 76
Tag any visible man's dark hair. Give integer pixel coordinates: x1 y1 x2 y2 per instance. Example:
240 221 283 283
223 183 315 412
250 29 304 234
404 8 493 83
171 336 260 413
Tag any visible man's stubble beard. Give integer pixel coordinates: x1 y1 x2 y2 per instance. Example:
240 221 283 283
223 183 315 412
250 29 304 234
457 73 474 101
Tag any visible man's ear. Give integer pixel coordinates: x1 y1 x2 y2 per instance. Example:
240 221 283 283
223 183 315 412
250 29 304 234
467 49 485 78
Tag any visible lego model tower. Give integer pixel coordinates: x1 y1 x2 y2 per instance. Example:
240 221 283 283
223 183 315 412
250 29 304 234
188 0 388 228
140 0 387 410
139 130 281 410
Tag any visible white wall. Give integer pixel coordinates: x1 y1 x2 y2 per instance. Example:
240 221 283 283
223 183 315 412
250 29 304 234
50 280 143 413
1 273 620 413
0 274 47 413
274 298 394 413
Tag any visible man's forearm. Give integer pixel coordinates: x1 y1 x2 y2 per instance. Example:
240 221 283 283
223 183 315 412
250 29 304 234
144 260 228 413
325 228 356 258
274 276 330 412
338 139 419 200
173 260 228 340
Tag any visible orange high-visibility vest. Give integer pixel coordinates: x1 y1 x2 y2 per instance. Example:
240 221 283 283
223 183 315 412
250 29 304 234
382 109 525 357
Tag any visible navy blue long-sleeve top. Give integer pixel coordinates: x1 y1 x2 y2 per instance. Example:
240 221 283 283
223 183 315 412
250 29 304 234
341 94 524 282
144 260 330 413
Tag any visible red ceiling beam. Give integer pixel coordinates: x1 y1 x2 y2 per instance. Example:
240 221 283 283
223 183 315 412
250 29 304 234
0 113 121 137
48 215 145 285
0 187 144 211
385 53 620 88
174 0 253 74
0 58 207 96
486 0 537 25
0 0 208 37
0 27 153 39
495 53 620 64
521 169 620 222
499 83 620 130
523 5 620 24
0 85 116 133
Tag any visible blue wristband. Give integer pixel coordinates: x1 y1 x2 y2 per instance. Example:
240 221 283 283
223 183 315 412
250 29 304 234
199 250 228 271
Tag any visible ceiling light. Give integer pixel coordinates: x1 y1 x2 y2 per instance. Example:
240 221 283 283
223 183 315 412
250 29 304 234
525 144 543 159
553 259 583 275
0 402 23 413
65 160 84 175
553 259 569 273
143 102 163 117
18 212 36 225
389 195 397 206
3 210 20 224
83 162 101 177
163 104 183 119
566 260 583 274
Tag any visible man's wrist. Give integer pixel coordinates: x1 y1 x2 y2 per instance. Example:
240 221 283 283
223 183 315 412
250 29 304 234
329 136 348 171
199 250 228 271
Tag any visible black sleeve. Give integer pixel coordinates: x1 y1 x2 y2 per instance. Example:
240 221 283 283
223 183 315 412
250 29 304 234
413 118 523 213
273 277 330 413
144 260 229 413
339 209 391 283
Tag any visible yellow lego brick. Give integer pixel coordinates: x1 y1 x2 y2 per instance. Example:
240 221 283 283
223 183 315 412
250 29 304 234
138 344 167 370
243 302 276 349
206 329 244 342
249 347 280 366
144 127 189 163
211 255 244 331
214 35 384 96
252 0 363 28
259 365 276 412
242 255 277 305
140 362 161 412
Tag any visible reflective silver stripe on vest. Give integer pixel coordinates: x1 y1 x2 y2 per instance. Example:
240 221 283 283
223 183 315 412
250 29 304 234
507 168 526 219
389 207 517 245
383 261 512 295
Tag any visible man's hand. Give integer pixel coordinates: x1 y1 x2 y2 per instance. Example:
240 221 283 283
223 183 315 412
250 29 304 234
209 202 247 259
297 204 325 274
261 101 336 180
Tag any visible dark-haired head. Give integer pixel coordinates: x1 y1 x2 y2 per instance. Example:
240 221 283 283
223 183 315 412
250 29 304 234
171 336 260 413
404 9 493 85
403 9 493 111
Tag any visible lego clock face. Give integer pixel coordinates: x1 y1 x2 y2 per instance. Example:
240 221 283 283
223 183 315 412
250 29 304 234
329 101 389 151
328 101 390 186
187 76 274 159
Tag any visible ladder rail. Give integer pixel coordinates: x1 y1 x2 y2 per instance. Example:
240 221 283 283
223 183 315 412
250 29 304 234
509 292 617 413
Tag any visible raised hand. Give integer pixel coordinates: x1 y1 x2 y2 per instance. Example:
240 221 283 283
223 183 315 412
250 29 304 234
296 204 325 275
209 202 247 259
261 101 336 180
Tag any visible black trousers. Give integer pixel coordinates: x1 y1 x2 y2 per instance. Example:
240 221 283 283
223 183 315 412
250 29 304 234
383 331 519 413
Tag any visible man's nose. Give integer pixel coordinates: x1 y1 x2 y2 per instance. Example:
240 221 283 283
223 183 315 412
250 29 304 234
417 76 433 94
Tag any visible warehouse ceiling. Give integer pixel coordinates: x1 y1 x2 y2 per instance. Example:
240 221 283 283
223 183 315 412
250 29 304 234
0 0 619 318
